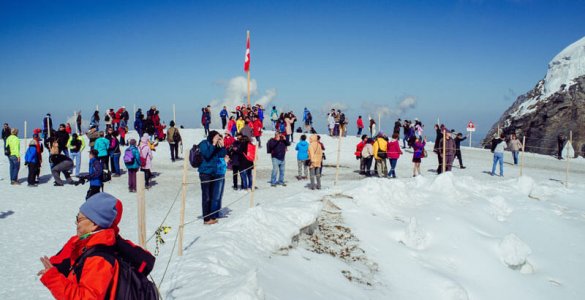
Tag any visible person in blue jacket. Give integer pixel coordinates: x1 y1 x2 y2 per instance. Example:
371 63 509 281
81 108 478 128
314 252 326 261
219 106 228 130
198 130 227 225
80 149 103 199
93 131 110 170
295 134 309 180
24 141 40 186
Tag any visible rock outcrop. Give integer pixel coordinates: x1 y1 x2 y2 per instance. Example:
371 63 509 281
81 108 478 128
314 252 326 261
482 37 585 157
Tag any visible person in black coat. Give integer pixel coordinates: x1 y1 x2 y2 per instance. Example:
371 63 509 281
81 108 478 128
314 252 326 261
55 124 70 156
454 132 467 169
267 131 291 186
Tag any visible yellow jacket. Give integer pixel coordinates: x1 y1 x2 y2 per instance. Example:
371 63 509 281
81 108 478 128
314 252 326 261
308 135 323 168
236 119 245 133
6 135 20 158
373 137 388 160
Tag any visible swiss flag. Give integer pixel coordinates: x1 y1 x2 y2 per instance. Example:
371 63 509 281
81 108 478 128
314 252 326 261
244 33 250 72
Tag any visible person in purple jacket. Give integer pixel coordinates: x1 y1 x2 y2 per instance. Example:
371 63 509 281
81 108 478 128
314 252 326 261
412 136 427 177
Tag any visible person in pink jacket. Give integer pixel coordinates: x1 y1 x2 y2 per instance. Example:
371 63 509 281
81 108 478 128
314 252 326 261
386 132 403 178
139 134 154 188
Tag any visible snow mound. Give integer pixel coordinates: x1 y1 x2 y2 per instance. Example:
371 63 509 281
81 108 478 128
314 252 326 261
516 176 536 196
399 217 429 250
498 234 534 274
487 196 513 222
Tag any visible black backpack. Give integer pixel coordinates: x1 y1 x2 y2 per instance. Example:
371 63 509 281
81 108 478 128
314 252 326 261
102 169 112 183
172 130 182 143
189 144 203 168
73 241 159 299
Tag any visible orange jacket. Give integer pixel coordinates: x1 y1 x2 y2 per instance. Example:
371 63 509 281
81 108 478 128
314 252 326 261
41 229 119 300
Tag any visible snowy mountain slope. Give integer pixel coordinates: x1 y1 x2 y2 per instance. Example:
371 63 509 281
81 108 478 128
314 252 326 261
510 36 585 118
1 129 585 300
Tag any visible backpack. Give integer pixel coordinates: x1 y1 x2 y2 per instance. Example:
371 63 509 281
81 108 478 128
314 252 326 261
172 130 181 143
244 143 256 162
189 144 203 168
102 169 112 182
105 114 111 122
4 145 9 157
109 137 119 153
123 147 135 165
73 241 159 300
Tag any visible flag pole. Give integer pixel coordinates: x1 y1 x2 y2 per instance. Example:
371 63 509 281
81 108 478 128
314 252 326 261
246 30 251 107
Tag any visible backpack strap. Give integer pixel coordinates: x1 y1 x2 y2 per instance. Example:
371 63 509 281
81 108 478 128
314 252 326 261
73 245 116 283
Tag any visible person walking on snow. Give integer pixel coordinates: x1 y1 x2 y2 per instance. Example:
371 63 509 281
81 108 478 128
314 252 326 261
67 133 86 177
454 132 467 169
24 141 40 186
355 135 368 175
412 136 426 177
166 121 181 162
387 132 403 178
295 134 309 180
356 116 364 136
308 134 323 190
267 131 290 186
220 106 228 130
490 133 506 176
373 132 389 177
197 130 227 225
6 128 20 185
436 129 456 173
508 133 522 165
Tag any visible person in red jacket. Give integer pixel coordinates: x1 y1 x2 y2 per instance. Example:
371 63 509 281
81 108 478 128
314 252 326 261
39 193 155 300
252 116 263 148
387 132 403 178
355 134 367 175
356 116 364 136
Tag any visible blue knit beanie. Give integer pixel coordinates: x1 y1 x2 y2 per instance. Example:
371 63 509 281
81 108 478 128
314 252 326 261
80 193 118 229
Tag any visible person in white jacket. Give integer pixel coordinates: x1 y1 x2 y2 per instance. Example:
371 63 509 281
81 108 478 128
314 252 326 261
361 138 374 176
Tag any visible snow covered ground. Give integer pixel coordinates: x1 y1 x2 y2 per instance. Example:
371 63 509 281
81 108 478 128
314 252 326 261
1 129 584 300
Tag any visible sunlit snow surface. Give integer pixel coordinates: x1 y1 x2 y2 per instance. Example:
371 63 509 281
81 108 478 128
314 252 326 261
1 129 584 300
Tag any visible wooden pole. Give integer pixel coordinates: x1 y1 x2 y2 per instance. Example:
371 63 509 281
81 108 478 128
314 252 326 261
442 130 446 174
137 171 147 248
178 150 188 256
246 30 251 107
520 136 526 177
24 121 27 148
173 104 176 123
334 128 342 185
250 145 258 208
566 131 572 188
46 117 51 138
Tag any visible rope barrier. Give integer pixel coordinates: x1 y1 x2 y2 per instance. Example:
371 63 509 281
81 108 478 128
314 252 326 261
183 165 256 185
145 185 183 243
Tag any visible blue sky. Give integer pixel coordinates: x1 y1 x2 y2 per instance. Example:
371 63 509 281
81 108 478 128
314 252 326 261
1 0 584 140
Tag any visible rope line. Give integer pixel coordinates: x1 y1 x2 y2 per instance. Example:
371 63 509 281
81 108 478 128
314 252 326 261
146 185 183 243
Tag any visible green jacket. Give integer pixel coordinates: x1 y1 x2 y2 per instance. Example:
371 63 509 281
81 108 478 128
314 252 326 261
6 135 20 158
67 136 86 152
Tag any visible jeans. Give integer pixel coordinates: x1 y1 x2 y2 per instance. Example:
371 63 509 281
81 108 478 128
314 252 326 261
52 160 74 184
142 168 152 186
364 156 373 175
388 158 398 178
271 157 286 184
221 117 227 130
215 177 226 218
512 151 519 165
204 124 210 137
376 158 387 177
455 150 463 167
255 136 262 148
9 155 19 182
69 151 81 176
27 163 39 185
492 152 504 176
357 128 362 135
62 149 69 157
111 153 121 175
297 160 308 177
232 165 240 189
240 168 253 189
309 167 321 189
200 173 223 221
170 143 179 161
128 169 137 191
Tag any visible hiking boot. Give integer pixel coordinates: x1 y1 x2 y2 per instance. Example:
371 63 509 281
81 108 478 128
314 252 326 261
271 184 277 187
54 182 64 186
460 166 466 169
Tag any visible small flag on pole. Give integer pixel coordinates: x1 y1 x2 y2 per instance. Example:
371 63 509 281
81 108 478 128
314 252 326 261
244 32 251 72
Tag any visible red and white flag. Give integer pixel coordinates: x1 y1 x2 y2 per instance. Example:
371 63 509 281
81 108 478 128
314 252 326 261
244 32 250 72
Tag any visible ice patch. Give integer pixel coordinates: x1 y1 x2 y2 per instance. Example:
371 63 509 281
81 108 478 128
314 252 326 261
498 234 534 273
